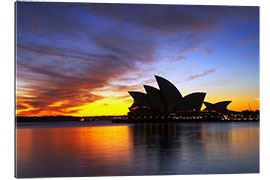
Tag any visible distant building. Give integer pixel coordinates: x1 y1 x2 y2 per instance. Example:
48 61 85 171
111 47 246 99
128 75 230 117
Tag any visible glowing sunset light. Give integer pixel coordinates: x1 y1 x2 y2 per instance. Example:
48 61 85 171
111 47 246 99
48 101 64 107
16 2 259 116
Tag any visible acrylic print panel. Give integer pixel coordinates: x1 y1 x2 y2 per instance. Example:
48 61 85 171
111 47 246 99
15 1 259 178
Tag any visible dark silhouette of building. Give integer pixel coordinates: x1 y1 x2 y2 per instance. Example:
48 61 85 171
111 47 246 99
128 75 215 113
126 75 234 121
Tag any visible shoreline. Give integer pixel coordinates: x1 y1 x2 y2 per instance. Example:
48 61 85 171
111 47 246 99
111 119 259 123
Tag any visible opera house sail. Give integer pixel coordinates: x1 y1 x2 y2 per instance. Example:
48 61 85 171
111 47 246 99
143 85 166 111
155 75 182 111
203 101 232 113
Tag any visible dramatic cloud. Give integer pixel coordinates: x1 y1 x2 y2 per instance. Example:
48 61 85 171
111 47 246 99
16 3 160 115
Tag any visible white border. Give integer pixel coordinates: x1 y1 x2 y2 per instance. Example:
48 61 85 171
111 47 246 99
1 0 269 180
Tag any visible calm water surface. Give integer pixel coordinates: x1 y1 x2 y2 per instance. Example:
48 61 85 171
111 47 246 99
16 122 259 177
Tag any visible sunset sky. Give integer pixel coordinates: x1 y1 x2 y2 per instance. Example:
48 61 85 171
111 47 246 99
16 2 259 116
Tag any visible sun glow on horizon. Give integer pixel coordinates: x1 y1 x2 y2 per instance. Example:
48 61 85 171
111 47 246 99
16 91 259 117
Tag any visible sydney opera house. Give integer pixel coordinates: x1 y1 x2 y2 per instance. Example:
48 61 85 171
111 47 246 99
127 75 231 121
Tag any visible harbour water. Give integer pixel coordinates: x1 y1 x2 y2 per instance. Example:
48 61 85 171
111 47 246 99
15 122 259 177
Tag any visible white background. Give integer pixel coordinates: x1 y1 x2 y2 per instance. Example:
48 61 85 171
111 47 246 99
0 0 269 179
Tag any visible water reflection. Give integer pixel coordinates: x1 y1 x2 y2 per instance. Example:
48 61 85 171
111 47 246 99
16 122 259 177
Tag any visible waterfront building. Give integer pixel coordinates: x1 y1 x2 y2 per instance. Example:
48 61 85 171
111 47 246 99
127 75 231 121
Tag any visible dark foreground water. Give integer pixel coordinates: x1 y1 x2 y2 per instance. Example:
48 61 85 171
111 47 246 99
16 122 259 177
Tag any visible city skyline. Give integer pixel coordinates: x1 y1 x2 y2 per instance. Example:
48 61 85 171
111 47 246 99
16 2 259 116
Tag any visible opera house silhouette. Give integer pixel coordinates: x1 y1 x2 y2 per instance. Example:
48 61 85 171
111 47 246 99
126 75 231 121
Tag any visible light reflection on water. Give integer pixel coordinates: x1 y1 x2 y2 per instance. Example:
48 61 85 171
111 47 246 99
16 122 259 177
